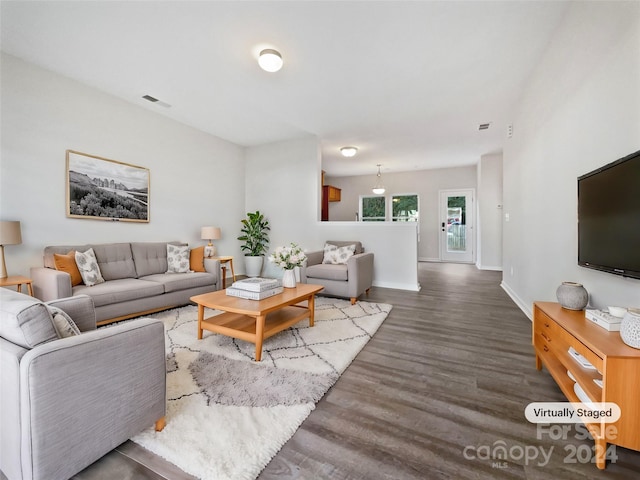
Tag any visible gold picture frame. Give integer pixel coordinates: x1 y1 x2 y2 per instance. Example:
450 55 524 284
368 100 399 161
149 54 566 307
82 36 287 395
66 150 150 222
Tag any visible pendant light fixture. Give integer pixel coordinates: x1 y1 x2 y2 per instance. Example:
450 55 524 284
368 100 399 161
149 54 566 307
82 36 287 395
372 164 385 195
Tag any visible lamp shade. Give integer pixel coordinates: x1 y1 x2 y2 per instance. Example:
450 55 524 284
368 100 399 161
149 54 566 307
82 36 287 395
0 221 22 245
201 226 221 241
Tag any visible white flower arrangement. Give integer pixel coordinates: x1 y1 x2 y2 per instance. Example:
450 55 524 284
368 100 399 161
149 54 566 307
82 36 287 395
268 243 307 270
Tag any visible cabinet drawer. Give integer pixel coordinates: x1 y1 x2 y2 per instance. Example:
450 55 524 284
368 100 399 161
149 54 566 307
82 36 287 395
534 332 553 355
534 312 565 352
534 310 561 336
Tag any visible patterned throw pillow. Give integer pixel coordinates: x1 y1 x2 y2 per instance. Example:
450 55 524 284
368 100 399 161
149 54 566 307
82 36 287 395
322 243 356 265
48 306 81 338
167 244 191 273
74 248 105 286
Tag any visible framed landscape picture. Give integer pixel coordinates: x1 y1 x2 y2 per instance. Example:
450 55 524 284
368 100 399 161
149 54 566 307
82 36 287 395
66 150 150 222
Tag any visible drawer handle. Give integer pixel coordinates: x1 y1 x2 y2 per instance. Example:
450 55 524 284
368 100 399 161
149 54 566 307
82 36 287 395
541 332 551 342
544 322 550 328
543 345 549 352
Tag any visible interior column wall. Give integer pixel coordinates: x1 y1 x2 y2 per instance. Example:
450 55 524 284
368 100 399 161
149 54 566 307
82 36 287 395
476 153 503 271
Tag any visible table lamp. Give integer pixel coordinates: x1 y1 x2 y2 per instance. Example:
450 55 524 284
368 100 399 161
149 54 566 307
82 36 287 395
201 226 221 257
0 220 22 279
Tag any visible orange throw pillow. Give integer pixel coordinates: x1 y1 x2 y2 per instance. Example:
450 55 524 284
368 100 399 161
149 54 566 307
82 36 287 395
53 251 83 286
190 246 206 272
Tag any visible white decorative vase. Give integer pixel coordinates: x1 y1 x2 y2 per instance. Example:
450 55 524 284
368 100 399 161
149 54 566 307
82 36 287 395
620 310 640 349
282 269 296 288
244 256 263 278
556 282 589 310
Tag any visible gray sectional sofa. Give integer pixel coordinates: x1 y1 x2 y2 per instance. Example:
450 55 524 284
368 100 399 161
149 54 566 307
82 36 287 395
31 242 220 325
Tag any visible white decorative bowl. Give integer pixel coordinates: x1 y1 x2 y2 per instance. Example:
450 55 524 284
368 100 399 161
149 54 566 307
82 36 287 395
620 309 640 349
608 306 628 318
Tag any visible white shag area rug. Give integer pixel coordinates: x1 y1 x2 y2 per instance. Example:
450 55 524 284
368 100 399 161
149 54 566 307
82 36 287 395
131 297 392 480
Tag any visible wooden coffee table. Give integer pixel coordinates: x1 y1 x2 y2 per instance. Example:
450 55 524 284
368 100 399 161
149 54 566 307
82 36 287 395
190 283 324 361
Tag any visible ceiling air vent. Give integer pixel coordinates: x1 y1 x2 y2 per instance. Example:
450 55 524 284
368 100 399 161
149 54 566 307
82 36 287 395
478 123 491 131
142 95 171 108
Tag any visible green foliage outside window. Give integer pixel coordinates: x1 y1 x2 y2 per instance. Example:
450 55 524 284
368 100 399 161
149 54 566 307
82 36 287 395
362 196 386 221
392 195 418 222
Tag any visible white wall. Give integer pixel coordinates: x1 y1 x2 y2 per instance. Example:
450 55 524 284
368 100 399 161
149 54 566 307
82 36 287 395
502 2 640 315
317 222 419 291
245 138 419 290
0 53 246 277
325 166 477 261
476 153 503 270
244 135 321 266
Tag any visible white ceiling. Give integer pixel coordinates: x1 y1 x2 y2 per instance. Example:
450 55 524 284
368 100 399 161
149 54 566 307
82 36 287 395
1 1 569 176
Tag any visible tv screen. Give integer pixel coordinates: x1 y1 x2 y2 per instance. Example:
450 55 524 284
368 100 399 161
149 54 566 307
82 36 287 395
577 149 640 280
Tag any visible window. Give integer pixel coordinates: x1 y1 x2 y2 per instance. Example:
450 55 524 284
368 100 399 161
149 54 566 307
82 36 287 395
360 194 419 221
360 196 386 221
392 194 418 222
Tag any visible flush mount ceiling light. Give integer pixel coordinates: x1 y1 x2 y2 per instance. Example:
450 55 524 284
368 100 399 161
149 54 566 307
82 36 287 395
372 164 385 195
258 49 283 72
340 146 358 157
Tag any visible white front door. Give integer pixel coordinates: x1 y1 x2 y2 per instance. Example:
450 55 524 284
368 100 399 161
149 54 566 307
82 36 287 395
439 189 475 263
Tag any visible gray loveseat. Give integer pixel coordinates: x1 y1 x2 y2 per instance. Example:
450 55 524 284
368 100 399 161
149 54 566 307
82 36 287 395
0 288 166 480
31 242 220 325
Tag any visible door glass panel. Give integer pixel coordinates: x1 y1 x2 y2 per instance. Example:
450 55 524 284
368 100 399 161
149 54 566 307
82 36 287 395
447 196 466 252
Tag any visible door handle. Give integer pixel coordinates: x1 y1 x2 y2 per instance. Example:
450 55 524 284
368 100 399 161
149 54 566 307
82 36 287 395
442 222 445 232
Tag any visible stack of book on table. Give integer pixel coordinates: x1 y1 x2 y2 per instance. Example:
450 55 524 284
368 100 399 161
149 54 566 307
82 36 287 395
225 277 283 300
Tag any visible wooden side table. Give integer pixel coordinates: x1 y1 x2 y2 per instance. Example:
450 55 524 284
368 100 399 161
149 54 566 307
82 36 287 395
0 275 34 296
210 256 236 289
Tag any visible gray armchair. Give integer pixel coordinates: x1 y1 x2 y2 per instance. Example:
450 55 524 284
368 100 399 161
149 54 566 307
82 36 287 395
0 288 166 480
301 241 374 304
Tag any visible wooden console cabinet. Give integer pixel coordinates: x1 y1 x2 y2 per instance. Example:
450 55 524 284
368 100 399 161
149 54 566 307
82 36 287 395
533 302 640 469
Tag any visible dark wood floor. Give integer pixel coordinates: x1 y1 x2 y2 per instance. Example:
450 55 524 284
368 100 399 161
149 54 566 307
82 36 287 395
7 263 639 479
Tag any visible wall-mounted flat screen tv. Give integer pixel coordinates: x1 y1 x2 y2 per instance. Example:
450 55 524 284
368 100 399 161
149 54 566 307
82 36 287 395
577 149 640 280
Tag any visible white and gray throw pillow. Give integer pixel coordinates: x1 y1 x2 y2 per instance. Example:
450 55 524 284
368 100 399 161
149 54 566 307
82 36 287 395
322 243 356 265
75 248 105 286
166 244 191 273
48 306 81 338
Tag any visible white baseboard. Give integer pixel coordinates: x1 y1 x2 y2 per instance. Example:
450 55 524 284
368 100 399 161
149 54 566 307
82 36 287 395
419 258 476 265
500 281 533 320
477 264 503 271
372 280 421 292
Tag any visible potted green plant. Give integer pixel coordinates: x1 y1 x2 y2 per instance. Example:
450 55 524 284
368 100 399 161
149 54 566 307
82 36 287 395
237 210 270 277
